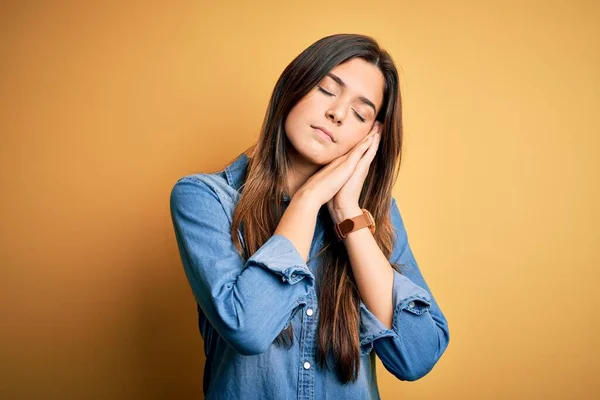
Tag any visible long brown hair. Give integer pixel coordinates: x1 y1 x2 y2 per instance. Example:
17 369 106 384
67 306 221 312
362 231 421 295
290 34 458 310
229 33 406 384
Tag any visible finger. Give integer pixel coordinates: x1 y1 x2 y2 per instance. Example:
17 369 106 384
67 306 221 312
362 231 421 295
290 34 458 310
371 121 381 133
360 133 381 165
350 134 380 178
328 136 372 178
329 125 380 175
345 135 375 167
320 151 349 172
360 123 381 145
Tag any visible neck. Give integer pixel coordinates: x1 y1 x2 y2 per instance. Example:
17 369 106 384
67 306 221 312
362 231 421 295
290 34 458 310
285 146 323 199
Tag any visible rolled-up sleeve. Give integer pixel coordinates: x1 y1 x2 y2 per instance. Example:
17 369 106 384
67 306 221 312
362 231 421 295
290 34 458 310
359 197 450 381
169 176 315 356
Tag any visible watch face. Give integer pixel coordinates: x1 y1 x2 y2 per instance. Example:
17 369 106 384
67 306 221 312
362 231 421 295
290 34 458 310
339 219 355 234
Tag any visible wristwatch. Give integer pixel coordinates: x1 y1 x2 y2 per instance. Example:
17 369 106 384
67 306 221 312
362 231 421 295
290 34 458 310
334 208 376 241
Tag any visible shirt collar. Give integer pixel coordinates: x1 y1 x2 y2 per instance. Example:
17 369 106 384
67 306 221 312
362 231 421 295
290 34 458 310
224 152 291 201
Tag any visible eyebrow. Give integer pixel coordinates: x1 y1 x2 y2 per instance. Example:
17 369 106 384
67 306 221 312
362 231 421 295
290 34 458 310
326 72 378 115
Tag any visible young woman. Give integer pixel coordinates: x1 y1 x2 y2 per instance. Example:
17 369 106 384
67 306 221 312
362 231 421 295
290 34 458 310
170 33 450 400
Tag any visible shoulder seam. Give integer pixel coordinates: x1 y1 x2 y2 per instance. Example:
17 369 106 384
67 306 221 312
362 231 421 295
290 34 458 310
175 173 236 205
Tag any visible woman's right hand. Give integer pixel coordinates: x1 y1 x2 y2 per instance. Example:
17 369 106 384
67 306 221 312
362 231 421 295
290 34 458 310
294 123 380 209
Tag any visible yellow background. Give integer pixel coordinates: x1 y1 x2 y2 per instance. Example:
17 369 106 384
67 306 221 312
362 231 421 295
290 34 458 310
1 1 598 398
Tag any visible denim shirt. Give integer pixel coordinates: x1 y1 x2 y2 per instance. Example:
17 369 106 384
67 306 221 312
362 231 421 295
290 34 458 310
169 152 450 400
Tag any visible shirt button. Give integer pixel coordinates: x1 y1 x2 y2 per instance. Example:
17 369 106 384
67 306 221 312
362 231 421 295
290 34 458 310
303 361 311 369
408 301 415 308
306 308 313 316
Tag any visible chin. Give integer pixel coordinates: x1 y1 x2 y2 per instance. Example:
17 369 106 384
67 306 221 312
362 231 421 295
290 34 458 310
285 126 337 165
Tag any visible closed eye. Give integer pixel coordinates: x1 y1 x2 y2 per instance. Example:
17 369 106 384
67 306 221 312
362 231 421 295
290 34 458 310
317 86 366 123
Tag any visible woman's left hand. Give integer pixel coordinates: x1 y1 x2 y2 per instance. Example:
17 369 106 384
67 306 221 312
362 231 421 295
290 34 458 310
327 122 381 224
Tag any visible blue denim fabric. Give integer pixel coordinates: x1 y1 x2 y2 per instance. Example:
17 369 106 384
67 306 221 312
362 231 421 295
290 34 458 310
169 152 450 400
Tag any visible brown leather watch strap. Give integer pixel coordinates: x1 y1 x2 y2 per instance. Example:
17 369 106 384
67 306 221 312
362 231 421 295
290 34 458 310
334 209 376 241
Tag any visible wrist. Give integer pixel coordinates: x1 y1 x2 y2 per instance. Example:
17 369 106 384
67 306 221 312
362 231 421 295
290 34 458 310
289 190 321 217
331 206 363 225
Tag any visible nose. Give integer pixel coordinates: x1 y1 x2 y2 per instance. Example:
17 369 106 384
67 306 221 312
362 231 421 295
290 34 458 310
326 110 342 125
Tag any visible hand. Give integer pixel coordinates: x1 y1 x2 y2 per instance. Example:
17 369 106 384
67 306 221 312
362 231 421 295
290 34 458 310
294 122 382 214
327 123 382 223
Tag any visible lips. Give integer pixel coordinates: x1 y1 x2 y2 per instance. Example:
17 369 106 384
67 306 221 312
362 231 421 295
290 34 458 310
311 125 335 142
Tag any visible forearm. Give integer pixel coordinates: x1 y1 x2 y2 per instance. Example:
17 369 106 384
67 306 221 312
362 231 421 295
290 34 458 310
170 177 317 356
332 206 395 329
352 197 451 380
274 192 321 262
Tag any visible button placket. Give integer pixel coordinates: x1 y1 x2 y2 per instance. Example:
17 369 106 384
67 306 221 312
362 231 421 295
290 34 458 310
298 290 317 399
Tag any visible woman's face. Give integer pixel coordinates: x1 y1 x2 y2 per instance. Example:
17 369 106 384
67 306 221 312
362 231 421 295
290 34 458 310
284 57 385 166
